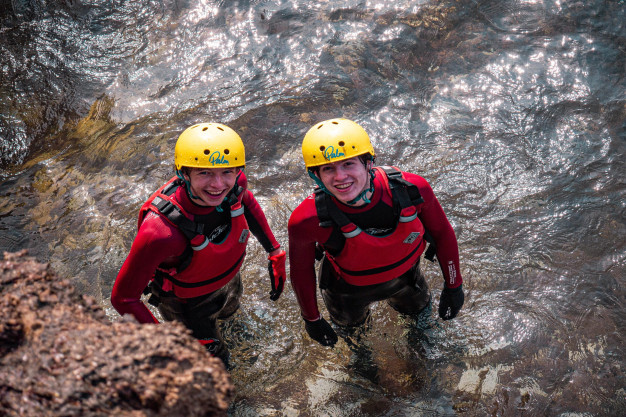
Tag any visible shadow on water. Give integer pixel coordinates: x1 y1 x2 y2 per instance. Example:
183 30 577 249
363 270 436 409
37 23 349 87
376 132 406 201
1 0 625 415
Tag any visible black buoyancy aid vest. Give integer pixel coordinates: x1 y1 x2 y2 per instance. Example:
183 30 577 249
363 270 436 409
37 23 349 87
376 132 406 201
138 177 250 298
315 166 437 286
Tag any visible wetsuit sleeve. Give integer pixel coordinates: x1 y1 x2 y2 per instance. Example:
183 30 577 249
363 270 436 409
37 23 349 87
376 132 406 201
288 197 332 321
241 189 281 252
111 211 189 323
236 171 280 252
405 172 463 289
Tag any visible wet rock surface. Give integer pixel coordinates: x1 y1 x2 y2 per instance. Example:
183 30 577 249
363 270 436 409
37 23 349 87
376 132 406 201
0 250 234 416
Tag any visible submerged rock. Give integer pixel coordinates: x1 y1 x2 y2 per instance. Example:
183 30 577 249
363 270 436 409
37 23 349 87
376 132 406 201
0 250 234 416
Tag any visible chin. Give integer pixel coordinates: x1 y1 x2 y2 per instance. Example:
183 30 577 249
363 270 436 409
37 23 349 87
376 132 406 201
196 196 220 206
207 199 223 206
335 195 355 204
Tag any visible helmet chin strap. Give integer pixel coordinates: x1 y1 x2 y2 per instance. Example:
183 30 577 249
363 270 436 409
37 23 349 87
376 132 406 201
176 169 201 200
345 168 376 206
215 169 243 212
308 170 330 194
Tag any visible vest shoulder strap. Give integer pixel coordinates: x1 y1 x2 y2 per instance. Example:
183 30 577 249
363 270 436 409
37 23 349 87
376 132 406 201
378 166 436 260
314 188 352 229
314 188 333 228
151 193 202 241
313 188 349 254
378 166 424 208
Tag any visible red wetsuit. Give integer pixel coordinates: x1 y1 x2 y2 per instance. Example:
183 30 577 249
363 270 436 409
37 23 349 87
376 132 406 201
288 168 462 321
111 172 280 324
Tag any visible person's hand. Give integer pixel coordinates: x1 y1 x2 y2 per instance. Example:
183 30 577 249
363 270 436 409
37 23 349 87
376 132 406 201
304 317 338 347
268 250 286 301
438 285 464 320
198 338 221 354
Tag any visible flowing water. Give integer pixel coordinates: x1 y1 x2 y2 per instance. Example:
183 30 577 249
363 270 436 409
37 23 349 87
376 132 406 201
1 0 625 415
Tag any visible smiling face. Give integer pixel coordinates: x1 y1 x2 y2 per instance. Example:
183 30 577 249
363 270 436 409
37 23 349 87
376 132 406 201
183 167 239 206
317 156 372 206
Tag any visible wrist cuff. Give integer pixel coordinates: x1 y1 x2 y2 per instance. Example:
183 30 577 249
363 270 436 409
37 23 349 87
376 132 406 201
445 284 463 292
267 244 281 253
302 314 321 323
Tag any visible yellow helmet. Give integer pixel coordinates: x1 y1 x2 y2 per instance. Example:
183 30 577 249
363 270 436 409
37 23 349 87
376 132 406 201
301 118 375 169
174 123 245 170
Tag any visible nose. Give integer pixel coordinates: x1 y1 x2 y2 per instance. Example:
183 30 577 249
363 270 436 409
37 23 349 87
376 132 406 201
209 173 225 188
334 166 349 181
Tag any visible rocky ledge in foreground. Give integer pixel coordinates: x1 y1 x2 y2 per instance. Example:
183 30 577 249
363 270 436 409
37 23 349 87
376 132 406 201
0 251 234 416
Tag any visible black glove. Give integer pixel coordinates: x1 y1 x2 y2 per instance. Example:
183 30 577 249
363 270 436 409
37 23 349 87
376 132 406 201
304 318 338 347
438 285 464 320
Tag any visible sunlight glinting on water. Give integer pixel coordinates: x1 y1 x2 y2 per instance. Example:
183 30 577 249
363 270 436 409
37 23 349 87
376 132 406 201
364 0 427 13
186 0 220 24
341 21 372 42
284 38 313 81
1 1 624 415
378 25 405 42
107 12 244 120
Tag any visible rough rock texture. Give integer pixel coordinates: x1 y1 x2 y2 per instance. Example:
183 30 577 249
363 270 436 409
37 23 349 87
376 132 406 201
0 251 234 416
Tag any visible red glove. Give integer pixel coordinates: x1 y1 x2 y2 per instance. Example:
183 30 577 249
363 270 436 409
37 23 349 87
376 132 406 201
268 250 286 301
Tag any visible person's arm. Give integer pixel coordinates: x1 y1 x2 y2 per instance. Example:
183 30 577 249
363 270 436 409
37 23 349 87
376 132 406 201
405 172 462 288
288 199 338 346
241 189 281 253
287 199 325 321
237 174 285 299
236 171 280 252
111 211 188 323
405 172 464 320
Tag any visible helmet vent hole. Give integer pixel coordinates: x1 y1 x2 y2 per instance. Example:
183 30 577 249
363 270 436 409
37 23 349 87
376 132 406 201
217 126 224 131
319 146 325 151
202 127 208 131
204 149 210 155
317 124 323 129
224 149 230 154
332 121 338 124
338 141 345 146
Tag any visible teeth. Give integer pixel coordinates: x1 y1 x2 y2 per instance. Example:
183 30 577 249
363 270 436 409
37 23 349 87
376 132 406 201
335 183 351 190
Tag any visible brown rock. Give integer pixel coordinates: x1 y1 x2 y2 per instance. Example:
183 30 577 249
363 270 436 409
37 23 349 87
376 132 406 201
0 250 234 416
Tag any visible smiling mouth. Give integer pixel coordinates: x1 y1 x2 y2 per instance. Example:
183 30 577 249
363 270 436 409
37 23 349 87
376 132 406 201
334 183 353 190
206 190 225 197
